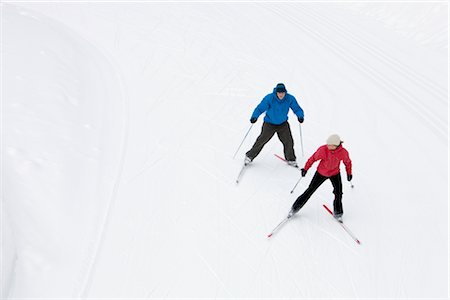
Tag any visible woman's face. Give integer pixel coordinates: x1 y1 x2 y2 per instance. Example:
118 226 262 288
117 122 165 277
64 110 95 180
327 144 338 150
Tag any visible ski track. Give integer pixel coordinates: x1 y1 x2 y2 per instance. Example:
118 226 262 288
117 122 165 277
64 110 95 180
124 155 164 184
270 217 347 297
142 207 178 298
95 5 445 297
234 164 279 212
315 218 360 255
8 3 447 298
77 51 131 299
120 217 141 296
268 5 447 139
301 5 447 133
304 4 447 102
187 211 280 296
190 158 234 187
339 242 360 298
269 252 307 298
394 241 407 298
193 249 235 298
305 218 359 297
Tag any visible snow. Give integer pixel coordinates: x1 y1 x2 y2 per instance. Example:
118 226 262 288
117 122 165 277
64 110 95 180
2 2 448 298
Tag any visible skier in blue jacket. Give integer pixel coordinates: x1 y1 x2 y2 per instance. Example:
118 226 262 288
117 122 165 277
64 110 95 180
245 83 304 167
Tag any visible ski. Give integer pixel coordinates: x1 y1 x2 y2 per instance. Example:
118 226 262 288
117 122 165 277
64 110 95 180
274 154 303 193
235 163 248 184
274 153 286 162
323 204 361 245
274 154 299 169
267 215 292 238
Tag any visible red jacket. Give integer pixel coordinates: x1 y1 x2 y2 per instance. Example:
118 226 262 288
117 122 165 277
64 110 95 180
304 145 352 177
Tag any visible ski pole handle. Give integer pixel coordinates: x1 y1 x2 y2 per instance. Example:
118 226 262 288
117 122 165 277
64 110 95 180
233 124 253 159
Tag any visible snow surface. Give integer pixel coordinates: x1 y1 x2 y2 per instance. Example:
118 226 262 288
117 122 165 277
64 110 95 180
2 2 448 298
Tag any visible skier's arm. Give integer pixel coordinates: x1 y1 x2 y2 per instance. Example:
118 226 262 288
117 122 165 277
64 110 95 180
304 147 322 171
290 96 304 120
343 150 352 176
250 96 270 121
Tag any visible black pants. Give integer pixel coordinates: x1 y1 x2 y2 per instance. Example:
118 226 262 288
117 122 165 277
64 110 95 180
292 171 343 216
246 121 296 161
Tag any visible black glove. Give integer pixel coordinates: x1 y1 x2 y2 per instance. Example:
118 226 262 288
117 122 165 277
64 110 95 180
298 117 304 123
347 174 353 181
250 117 257 124
301 168 307 177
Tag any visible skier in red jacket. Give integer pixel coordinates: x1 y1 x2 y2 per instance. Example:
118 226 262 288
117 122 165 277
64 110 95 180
288 134 352 222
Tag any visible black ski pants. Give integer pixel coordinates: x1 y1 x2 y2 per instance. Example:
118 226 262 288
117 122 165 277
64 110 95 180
246 121 296 161
292 171 343 215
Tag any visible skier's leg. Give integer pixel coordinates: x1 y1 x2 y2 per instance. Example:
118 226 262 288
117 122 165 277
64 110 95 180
276 122 296 161
330 173 343 216
291 172 327 213
245 122 276 160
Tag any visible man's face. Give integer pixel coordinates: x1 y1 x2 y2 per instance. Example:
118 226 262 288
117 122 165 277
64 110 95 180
276 91 286 100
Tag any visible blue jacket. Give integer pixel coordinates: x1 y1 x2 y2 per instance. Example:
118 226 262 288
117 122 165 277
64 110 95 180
251 88 304 125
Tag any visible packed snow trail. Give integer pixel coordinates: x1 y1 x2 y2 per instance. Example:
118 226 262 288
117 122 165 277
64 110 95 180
3 2 447 298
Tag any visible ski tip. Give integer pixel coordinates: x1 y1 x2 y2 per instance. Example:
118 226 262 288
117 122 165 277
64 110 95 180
267 233 272 238
357 240 361 245
274 153 285 161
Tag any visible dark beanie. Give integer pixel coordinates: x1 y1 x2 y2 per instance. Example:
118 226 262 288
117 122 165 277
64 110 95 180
275 83 286 93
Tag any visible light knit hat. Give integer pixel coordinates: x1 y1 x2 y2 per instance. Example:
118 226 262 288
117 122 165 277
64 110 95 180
326 134 341 146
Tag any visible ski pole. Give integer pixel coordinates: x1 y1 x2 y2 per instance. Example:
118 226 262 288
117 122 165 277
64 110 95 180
232 124 253 159
299 123 304 157
350 181 354 189
290 176 303 194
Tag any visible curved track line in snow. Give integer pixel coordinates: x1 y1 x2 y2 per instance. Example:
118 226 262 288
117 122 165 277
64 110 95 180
78 66 130 299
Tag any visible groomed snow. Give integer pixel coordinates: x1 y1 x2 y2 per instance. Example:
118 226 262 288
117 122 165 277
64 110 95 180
2 2 448 298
